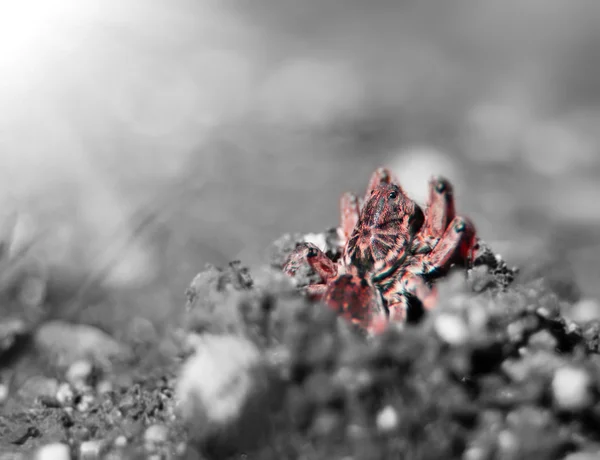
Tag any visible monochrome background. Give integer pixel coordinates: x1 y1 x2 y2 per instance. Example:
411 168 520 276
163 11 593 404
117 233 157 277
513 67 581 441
1 0 599 333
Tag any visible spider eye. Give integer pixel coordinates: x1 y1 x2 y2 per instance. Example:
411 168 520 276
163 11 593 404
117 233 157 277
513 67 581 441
388 191 398 200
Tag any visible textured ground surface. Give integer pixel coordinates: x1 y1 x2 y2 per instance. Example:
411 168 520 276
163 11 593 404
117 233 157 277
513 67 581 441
2 229 600 460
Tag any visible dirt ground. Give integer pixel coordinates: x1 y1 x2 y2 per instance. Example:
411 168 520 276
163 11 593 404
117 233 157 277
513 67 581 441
2 226 600 459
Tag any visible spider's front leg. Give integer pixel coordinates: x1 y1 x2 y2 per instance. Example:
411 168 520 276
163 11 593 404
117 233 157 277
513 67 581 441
363 167 403 202
322 268 387 330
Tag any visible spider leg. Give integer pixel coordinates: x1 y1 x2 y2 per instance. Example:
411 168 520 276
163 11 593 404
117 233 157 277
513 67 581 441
283 242 338 282
423 175 456 237
338 192 361 247
410 216 478 277
322 270 387 328
306 284 328 301
363 167 402 202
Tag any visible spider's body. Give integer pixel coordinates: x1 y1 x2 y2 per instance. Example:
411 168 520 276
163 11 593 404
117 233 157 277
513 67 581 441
284 168 478 334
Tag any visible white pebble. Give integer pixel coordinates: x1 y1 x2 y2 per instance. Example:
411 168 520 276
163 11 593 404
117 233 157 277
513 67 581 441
114 436 127 448
434 314 469 346
80 440 104 459
467 306 488 334
570 298 600 324
66 360 93 387
176 334 263 426
56 383 75 406
463 446 488 460
564 452 600 460
96 380 113 395
76 394 95 412
552 367 593 411
175 334 271 450
497 430 519 454
35 443 71 460
144 424 169 448
376 405 398 432
0 383 8 404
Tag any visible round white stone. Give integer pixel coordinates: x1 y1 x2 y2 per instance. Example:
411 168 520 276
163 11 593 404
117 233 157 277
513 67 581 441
434 314 469 346
35 443 71 460
56 383 75 406
0 383 8 404
376 405 398 432
66 360 93 386
144 424 169 445
176 334 263 426
80 440 103 459
114 435 128 447
552 367 593 411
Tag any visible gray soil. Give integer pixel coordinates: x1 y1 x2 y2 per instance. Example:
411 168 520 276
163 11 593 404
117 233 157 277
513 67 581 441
1 230 600 460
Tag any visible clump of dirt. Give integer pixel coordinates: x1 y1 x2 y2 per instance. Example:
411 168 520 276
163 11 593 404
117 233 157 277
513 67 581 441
1 231 599 460
178 232 600 460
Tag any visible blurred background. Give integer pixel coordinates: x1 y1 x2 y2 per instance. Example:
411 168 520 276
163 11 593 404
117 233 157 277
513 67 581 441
1 0 600 335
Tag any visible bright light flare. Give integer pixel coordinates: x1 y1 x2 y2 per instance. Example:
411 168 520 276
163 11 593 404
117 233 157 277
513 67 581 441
0 0 95 73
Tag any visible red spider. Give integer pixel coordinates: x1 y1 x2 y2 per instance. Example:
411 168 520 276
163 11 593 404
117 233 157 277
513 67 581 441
283 167 478 334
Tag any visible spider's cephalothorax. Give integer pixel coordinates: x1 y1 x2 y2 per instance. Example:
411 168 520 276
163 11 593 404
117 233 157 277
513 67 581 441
283 167 479 334
343 182 425 277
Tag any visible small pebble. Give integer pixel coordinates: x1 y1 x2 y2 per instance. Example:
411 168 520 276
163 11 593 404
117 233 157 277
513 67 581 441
66 360 93 390
569 298 600 324
56 383 75 406
564 452 600 460
96 380 113 395
434 314 469 346
114 436 127 448
376 405 399 433
175 442 188 456
528 330 558 351
0 383 8 404
144 424 169 451
80 440 104 459
462 447 488 460
467 307 489 334
552 367 593 411
35 443 71 460
77 394 96 412
497 430 519 455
